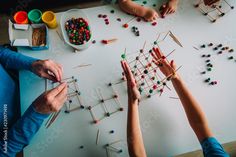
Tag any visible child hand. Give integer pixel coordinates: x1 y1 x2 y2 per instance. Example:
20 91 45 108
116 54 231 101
152 47 177 79
143 8 159 22
121 61 140 104
160 0 179 18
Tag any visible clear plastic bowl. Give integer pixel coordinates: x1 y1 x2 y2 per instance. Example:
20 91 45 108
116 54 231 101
60 9 92 51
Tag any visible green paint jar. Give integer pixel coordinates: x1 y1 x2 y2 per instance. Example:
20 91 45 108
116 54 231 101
28 9 42 23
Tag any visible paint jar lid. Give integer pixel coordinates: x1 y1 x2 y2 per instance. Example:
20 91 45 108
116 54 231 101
14 11 28 24
28 9 42 23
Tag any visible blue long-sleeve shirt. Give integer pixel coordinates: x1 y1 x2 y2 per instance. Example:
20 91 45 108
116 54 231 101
0 46 49 157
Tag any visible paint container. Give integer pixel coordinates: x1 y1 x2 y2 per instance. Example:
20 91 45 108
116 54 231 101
42 11 57 28
28 9 42 23
14 11 28 24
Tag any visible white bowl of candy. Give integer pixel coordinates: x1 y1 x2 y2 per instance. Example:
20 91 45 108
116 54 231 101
60 9 92 51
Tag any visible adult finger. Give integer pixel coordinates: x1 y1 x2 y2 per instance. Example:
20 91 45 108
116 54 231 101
56 63 63 81
55 84 68 103
40 72 57 82
47 66 60 82
53 63 62 81
47 82 67 98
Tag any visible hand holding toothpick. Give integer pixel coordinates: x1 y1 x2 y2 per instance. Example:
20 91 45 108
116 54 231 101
33 82 68 114
152 47 178 80
31 59 63 82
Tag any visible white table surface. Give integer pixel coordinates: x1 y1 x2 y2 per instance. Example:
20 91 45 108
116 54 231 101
18 0 236 156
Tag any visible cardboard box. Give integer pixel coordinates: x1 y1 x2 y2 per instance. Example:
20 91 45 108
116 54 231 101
8 20 49 50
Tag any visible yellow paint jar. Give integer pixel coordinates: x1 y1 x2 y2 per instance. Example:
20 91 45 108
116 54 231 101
42 11 57 29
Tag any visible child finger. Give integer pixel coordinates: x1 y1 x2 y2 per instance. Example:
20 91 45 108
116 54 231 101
121 61 128 76
170 60 177 69
124 62 135 82
153 47 162 59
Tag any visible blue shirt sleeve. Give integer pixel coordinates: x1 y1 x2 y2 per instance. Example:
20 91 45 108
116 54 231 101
0 46 37 71
0 105 49 157
201 137 229 157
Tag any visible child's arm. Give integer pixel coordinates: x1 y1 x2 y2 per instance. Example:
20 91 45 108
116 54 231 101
152 48 229 156
160 0 179 17
152 48 212 141
118 0 158 21
121 61 147 157
171 76 213 141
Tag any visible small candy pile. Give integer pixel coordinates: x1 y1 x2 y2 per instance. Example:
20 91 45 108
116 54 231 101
199 42 235 86
65 18 91 45
131 26 140 36
98 14 110 25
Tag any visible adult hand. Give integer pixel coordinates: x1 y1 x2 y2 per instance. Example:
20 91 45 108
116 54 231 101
203 0 220 6
32 59 63 82
33 83 67 114
152 47 178 79
121 61 140 104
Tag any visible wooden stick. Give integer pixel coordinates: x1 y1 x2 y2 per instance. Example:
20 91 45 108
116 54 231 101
169 31 183 47
97 89 109 113
45 79 48 92
56 30 64 42
45 113 55 127
105 147 110 157
46 110 61 128
96 129 100 145
65 106 81 113
107 146 120 152
193 46 199 50
161 66 183 82
169 96 180 100
109 140 123 145
73 64 92 69
124 16 136 25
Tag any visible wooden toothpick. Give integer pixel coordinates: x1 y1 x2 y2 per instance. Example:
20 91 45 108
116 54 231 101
46 110 61 128
169 31 183 47
73 64 92 69
45 79 48 92
96 129 100 145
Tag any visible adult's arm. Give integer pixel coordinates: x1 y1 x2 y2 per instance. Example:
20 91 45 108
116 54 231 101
0 105 49 156
0 46 37 71
0 83 67 156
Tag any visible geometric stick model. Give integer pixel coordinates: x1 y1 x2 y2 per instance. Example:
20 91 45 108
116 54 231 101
120 31 183 99
45 76 84 128
104 140 124 157
64 76 85 113
87 83 124 124
194 0 234 23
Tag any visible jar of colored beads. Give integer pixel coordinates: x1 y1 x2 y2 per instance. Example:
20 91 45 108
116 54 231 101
60 9 92 51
